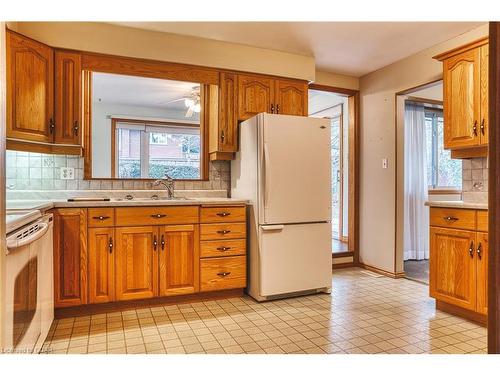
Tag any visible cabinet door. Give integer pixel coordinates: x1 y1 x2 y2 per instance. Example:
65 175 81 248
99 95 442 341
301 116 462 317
6 30 54 143
54 208 87 307
88 227 115 304
443 48 481 149
55 50 82 145
479 44 489 145
429 227 476 311
275 79 308 116
158 225 199 296
218 72 238 152
115 226 158 301
237 74 274 120
476 232 488 315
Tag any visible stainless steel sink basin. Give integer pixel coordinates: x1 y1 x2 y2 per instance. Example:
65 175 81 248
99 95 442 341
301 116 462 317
111 196 192 202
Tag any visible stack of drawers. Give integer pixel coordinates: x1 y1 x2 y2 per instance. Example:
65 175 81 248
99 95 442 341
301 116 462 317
200 206 247 291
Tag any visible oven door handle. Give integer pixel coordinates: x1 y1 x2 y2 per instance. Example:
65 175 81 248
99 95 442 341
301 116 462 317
6 222 49 252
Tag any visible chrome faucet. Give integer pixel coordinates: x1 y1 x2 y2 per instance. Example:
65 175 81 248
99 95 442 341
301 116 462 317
152 174 175 199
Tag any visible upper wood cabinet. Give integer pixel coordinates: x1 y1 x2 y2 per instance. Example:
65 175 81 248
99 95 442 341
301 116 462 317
53 208 87 308
88 227 115 304
6 30 54 143
434 38 489 152
55 51 82 145
237 74 275 120
274 79 308 116
218 72 238 153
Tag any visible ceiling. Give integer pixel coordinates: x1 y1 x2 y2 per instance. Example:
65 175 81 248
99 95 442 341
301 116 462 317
309 90 346 116
113 22 485 76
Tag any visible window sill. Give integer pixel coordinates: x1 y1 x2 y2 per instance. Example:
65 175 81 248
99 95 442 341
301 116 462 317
428 189 462 195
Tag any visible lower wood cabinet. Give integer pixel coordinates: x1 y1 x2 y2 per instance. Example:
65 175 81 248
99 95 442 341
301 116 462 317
429 207 488 317
88 227 115 304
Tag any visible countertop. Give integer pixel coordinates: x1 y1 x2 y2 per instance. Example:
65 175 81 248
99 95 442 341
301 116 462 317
425 200 488 210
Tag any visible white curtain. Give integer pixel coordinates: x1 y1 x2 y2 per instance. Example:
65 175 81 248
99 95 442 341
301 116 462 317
404 103 429 261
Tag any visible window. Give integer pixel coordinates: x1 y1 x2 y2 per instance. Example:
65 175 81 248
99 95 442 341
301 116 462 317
425 110 462 189
114 120 201 179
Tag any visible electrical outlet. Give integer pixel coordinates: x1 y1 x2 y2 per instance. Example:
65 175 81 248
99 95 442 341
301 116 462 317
61 167 75 180
382 158 388 169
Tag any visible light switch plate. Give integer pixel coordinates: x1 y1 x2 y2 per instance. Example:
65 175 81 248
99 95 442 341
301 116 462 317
61 167 75 180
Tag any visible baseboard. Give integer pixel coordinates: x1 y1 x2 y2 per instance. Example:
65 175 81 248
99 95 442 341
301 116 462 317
358 262 406 279
436 300 487 326
332 262 356 269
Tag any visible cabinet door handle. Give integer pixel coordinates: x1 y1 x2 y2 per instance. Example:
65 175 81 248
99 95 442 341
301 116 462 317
217 246 231 252
480 119 485 135
216 212 231 217
221 130 225 143
73 121 79 135
108 237 113 254
469 241 474 258
151 214 167 219
276 104 280 114
49 118 55 134
473 120 478 136
161 234 165 251
477 242 482 259
93 216 110 221
270 104 275 113
153 235 158 251
217 272 231 277
217 230 231 235
443 216 459 222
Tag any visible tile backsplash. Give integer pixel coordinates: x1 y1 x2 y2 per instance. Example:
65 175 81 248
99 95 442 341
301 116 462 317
6 151 230 192
462 157 488 192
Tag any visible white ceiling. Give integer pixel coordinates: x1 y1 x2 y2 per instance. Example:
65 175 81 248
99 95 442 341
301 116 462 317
308 90 346 116
113 22 485 77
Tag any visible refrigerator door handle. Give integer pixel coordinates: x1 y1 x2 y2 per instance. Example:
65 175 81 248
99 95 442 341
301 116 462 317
263 142 271 209
261 225 284 231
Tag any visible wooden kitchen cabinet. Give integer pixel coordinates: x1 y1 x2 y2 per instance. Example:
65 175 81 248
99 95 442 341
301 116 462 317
54 50 82 145
6 30 54 144
237 74 275 120
476 232 488 315
88 227 115 304
53 209 87 308
115 226 159 301
158 225 199 296
213 72 239 159
434 38 489 154
274 79 308 116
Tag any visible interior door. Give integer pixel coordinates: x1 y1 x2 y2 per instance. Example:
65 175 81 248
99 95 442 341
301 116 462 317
260 114 331 224
115 226 158 301
259 223 332 296
476 232 488 315
429 227 477 311
158 225 199 296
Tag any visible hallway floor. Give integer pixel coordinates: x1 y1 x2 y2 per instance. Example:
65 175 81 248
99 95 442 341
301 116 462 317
42 268 486 354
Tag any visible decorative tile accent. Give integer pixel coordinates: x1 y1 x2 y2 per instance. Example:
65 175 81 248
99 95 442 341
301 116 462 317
6 151 230 192
40 269 486 355
462 157 488 192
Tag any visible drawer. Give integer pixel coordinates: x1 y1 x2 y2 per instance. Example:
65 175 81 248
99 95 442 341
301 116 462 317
115 206 199 226
200 239 246 258
200 223 246 241
88 208 114 227
200 206 246 223
477 210 488 232
200 256 246 291
430 207 476 230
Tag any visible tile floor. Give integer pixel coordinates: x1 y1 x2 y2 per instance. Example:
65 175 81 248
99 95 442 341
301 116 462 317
41 268 487 354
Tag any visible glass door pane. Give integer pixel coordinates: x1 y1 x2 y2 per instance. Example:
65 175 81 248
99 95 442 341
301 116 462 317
331 117 341 238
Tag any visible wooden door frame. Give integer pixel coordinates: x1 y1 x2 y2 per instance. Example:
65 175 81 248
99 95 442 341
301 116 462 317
488 21 500 354
308 84 360 263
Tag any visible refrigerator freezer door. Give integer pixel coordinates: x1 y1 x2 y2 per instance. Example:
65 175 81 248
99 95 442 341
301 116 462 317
258 222 332 297
260 114 331 224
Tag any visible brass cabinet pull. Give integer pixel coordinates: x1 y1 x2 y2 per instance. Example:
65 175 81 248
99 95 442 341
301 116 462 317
73 120 79 135
443 216 459 222
217 246 231 252
153 235 158 251
469 241 474 258
473 120 478 136
480 119 485 135
93 216 110 221
270 104 275 113
151 214 167 219
108 237 113 254
161 234 165 251
217 230 231 235
477 242 482 259
49 118 55 134
276 104 280 114
217 272 231 277
216 212 231 217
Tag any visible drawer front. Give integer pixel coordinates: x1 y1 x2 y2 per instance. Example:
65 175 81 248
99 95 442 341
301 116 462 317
430 207 476 230
88 208 115 227
200 223 246 241
200 206 246 223
115 206 199 226
200 256 246 291
477 210 488 232
200 239 246 258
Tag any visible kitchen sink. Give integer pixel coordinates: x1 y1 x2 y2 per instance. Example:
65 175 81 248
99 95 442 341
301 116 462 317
111 196 192 202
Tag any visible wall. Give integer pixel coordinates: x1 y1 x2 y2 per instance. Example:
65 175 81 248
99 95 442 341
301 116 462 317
314 70 359 91
10 22 315 82
463 158 488 193
359 24 488 274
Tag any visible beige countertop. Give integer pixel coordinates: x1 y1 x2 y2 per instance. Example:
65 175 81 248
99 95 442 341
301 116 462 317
425 200 488 210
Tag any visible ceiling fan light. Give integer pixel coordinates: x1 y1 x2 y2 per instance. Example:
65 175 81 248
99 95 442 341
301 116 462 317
184 98 194 108
193 103 201 113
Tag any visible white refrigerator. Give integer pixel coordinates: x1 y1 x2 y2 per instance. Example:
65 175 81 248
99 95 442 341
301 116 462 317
231 113 332 301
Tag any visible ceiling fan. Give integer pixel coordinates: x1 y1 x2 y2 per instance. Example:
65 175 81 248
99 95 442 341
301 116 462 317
164 86 201 118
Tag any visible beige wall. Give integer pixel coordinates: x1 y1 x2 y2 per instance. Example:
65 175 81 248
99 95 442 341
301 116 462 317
11 22 316 81
0 21 6 348
359 24 488 273
314 70 359 90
